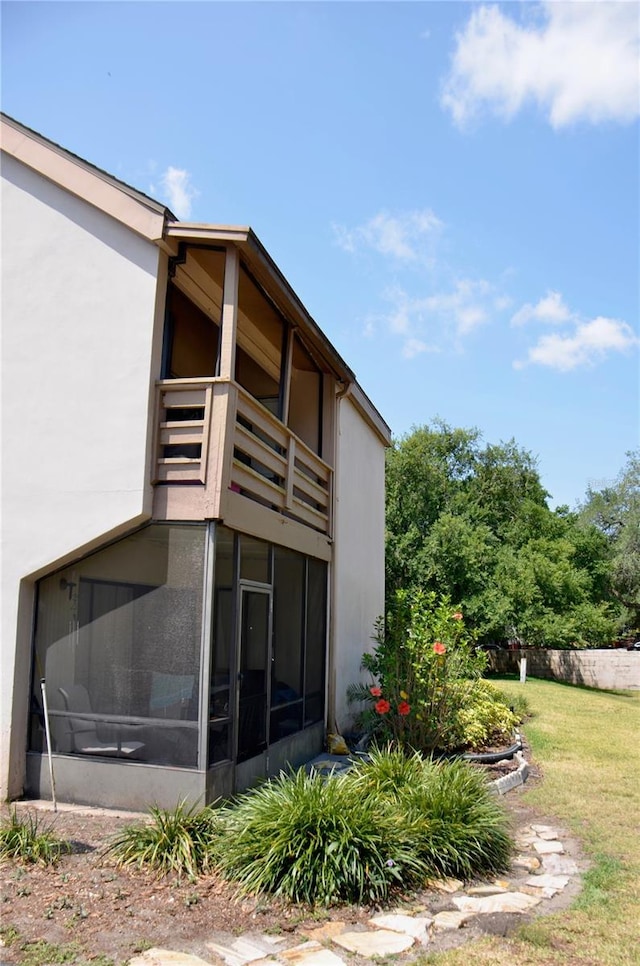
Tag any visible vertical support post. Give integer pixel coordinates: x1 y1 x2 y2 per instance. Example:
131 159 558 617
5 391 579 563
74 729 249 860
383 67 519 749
219 246 239 380
204 383 238 518
281 326 294 427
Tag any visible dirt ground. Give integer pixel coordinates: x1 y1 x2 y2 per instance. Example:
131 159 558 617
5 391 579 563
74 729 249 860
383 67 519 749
0 758 584 966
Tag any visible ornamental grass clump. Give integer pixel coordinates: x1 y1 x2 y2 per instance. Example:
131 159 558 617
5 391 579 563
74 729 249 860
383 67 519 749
215 748 513 905
348 747 513 881
215 767 427 905
105 800 221 877
0 809 69 866
397 758 513 879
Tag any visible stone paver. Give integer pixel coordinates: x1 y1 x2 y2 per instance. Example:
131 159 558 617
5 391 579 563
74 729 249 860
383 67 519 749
128 951 214 966
198 818 581 966
432 876 464 893
370 913 432 944
333 930 415 956
206 936 285 966
533 839 564 854
432 910 474 931
278 941 345 966
526 873 570 891
453 891 542 914
305 922 347 942
521 884 559 899
541 854 579 875
512 854 541 872
467 884 508 896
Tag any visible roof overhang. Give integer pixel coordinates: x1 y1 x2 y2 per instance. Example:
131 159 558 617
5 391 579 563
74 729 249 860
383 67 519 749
166 221 355 380
1 113 167 242
1 113 392 447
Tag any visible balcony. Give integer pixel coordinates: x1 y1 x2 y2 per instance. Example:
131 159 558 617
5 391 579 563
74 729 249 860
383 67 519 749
152 378 333 539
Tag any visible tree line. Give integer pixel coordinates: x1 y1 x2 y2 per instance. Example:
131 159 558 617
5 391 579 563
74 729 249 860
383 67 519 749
385 422 639 648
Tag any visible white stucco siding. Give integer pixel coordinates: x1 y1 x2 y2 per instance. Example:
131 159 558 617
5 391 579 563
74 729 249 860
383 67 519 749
331 395 386 733
1 155 162 797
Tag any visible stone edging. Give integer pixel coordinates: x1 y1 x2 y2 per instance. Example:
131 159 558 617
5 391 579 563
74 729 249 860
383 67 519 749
491 749 530 795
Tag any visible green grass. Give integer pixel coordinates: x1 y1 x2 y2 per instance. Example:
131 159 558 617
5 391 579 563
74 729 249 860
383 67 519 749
414 675 640 966
8 936 115 966
0 809 69 866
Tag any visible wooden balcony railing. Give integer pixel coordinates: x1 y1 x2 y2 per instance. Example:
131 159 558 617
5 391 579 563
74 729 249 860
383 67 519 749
153 378 332 536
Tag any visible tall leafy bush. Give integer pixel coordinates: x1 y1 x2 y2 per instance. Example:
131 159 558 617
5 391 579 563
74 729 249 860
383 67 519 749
349 590 491 752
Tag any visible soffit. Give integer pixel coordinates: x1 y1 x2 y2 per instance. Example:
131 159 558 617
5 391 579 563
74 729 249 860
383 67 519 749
166 222 355 384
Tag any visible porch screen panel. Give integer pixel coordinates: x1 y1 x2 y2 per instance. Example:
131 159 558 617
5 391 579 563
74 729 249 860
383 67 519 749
31 524 206 769
271 547 304 741
304 558 327 727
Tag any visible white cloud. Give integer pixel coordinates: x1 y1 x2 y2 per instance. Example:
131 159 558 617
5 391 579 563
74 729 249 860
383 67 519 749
402 338 433 360
494 294 513 312
422 278 493 335
157 166 199 219
380 277 505 360
333 208 442 262
514 316 639 370
511 290 574 326
442 2 640 128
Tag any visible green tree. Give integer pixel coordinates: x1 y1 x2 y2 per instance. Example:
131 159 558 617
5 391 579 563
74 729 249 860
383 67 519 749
578 450 640 633
386 422 616 648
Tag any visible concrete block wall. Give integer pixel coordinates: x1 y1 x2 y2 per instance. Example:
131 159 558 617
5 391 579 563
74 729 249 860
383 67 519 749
489 648 640 691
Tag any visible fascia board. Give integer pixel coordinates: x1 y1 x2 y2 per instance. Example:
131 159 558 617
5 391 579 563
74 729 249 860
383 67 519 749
165 223 251 245
1 115 167 241
346 382 392 447
242 229 357 385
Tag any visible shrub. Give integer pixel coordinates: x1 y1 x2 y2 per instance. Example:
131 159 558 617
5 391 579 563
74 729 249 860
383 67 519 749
215 767 427 905
446 680 519 751
0 809 69 866
348 590 487 753
349 748 513 880
105 800 221 877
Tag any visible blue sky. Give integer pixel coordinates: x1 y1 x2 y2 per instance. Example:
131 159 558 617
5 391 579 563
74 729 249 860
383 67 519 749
2 1 638 508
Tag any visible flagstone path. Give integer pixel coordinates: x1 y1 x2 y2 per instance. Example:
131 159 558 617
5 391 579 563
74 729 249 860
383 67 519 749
127 822 584 966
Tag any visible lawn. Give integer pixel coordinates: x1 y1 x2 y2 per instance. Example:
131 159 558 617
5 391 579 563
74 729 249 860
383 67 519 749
418 675 640 966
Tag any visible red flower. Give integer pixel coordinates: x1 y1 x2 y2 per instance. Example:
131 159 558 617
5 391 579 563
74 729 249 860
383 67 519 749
369 685 382 697
375 699 391 714
452 612 463 621
433 641 446 655
397 701 411 716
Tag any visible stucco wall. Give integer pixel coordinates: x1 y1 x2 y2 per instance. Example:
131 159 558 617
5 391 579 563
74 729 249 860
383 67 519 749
331 396 386 733
1 155 163 798
488 648 640 691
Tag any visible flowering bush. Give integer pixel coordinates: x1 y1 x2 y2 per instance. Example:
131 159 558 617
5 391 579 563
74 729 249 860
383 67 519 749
348 589 495 753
